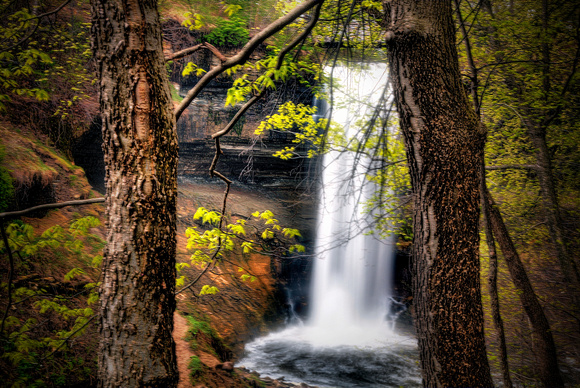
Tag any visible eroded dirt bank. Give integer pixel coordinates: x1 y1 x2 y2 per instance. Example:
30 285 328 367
173 177 317 387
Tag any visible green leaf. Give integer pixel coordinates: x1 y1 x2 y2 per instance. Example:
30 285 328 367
199 285 219 296
261 229 274 240
193 207 207 220
282 228 302 238
64 268 85 281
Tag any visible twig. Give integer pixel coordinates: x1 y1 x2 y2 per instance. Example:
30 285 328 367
26 0 73 21
0 198 105 219
0 223 14 337
40 314 97 361
175 249 219 295
485 164 538 171
164 42 226 62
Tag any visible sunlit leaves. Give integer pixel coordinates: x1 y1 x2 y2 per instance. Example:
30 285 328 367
199 285 219 295
182 62 207 78
182 12 204 30
193 206 221 226
255 101 329 159
180 207 304 294
282 228 301 238
224 57 322 107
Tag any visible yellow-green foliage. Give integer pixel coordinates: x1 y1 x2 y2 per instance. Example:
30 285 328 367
0 217 103 387
0 1 95 116
179 207 304 293
255 101 330 159
224 55 322 108
0 143 14 211
188 355 203 381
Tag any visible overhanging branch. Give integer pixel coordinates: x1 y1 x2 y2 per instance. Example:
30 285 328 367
174 0 324 121
0 198 105 219
164 42 226 62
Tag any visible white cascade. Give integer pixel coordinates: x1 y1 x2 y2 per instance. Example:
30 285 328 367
237 63 420 388
305 63 393 346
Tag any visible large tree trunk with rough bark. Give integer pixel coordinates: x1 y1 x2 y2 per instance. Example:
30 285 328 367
384 1 493 386
91 0 179 386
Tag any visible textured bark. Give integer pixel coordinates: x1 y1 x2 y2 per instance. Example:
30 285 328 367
484 186 564 387
91 0 179 386
384 1 493 386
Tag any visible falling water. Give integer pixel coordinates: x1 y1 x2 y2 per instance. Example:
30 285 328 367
237 63 420 387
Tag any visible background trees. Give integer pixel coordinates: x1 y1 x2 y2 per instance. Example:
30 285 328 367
454 0 580 384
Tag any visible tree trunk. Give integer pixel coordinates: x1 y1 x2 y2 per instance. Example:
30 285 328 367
522 0 580 289
384 1 493 386
483 186 564 387
481 165 513 388
454 6 512 385
91 0 179 386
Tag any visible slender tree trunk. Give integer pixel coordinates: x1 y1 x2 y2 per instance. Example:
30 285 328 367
480 165 514 388
483 186 564 387
523 0 580 289
525 116 580 287
91 0 179 386
384 1 493 386
454 4 512 384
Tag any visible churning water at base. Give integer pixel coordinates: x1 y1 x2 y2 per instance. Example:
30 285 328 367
238 63 421 387
240 326 419 387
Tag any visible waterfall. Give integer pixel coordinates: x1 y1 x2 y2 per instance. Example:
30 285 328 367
306 63 393 346
237 63 420 388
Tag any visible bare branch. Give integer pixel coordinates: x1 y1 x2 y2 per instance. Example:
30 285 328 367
165 42 226 62
164 43 203 62
174 0 324 121
485 164 538 171
27 0 73 21
0 198 105 219
275 1 323 69
212 95 263 140
40 314 97 361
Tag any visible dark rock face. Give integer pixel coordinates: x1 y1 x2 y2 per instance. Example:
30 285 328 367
13 174 56 213
178 138 317 190
72 120 106 194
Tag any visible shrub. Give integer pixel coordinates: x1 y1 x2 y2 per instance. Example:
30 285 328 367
188 355 203 382
205 18 249 47
0 144 14 212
